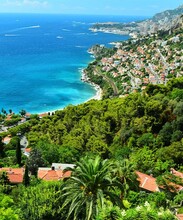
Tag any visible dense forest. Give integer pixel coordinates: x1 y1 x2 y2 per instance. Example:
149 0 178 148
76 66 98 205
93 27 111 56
0 76 183 219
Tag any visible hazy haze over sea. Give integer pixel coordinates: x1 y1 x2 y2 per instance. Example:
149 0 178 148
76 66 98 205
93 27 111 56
0 14 146 113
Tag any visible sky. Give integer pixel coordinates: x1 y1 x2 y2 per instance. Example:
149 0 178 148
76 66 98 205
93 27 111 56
0 0 182 16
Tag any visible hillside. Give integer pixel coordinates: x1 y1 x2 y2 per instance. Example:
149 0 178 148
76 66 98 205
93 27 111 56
85 15 183 98
90 5 183 36
0 7 183 220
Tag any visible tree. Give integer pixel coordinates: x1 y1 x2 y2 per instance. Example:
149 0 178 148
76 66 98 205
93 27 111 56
1 108 7 115
23 163 30 187
18 182 62 220
14 137 21 166
113 159 139 200
19 109 26 117
61 156 123 220
27 148 45 176
0 171 10 186
0 193 19 220
0 136 5 158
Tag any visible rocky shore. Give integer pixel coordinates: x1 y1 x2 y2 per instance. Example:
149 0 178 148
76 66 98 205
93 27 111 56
81 69 102 100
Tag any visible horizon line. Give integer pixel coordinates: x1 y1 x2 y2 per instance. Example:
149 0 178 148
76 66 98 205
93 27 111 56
0 12 152 17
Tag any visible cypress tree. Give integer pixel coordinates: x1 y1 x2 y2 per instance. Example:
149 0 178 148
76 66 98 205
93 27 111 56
23 164 30 187
0 136 5 158
15 137 21 166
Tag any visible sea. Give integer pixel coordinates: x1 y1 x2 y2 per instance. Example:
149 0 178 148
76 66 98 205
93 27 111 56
0 14 147 114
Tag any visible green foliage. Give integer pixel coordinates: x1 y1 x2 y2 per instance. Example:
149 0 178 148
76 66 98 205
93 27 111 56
18 182 62 220
120 201 176 220
23 164 30 187
0 193 19 220
0 136 5 158
61 156 123 220
19 78 183 170
3 117 21 127
27 148 45 176
96 200 123 220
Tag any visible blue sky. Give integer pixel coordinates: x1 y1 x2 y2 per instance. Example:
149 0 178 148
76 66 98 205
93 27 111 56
0 0 182 16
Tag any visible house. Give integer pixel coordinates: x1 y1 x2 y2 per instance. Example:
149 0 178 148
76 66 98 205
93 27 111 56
136 171 160 192
136 169 183 193
38 166 72 181
0 168 24 184
23 148 31 157
170 168 183 179
51 163 75 170
39 113 48 119
177 214 183 220
2 135 12 144
25 113 31 119
5 114 13 121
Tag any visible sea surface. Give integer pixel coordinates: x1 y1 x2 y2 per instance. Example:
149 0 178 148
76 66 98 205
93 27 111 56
0 14 147 113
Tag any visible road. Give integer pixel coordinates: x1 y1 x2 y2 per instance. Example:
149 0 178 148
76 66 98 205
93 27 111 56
94 68 119 96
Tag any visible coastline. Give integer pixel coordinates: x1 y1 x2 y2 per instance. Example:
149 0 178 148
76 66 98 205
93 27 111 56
36 69 102 116
81 68 103 102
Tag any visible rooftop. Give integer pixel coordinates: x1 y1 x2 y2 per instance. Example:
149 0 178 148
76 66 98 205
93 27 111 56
136 171 160 192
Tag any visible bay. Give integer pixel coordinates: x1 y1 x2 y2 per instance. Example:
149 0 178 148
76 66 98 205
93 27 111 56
0 14 146 113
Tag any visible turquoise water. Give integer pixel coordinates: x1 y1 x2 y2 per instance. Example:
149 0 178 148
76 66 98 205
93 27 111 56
0 14 146 113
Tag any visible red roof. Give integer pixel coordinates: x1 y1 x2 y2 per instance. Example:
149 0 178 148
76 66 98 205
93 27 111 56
39 113 48 118
0 168 24 184
177 214 183 220
2 136 12 144
5 114 12 121
171 168 183 179
63 171 72 178
38 169 71 181
136 171 160 192
8 174 23 184
25 113 31 117
24 148 31 153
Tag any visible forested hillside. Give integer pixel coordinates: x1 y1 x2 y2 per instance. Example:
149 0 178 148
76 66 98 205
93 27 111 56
0 11 183 220
4 77 182 173
0 77 183 220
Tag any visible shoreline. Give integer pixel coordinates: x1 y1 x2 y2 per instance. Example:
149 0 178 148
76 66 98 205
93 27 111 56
80 68 102 101
35 68 102 116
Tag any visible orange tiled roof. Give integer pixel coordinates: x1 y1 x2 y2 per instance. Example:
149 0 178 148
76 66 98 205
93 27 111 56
63 171 72 178
0 168 24 184
2 136 12 144
171 168 183 179
177 214 183 220
24 148 31 153
38 169 71 181
5 114 12 121
8 173 23 184
136 171 160 192
0 168 24 175
39 113 48 118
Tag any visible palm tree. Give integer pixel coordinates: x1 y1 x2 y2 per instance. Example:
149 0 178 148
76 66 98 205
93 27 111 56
113 159 139 200
61 156 123 220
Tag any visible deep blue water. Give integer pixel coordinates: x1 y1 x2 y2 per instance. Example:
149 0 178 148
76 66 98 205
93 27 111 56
0 14 146 113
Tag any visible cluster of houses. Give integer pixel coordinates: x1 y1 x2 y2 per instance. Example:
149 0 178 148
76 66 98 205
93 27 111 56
0 164 182 219
96 32 182 94
0 163 74 183
1 162 182 192
0 164 182 192
1 112 51 155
